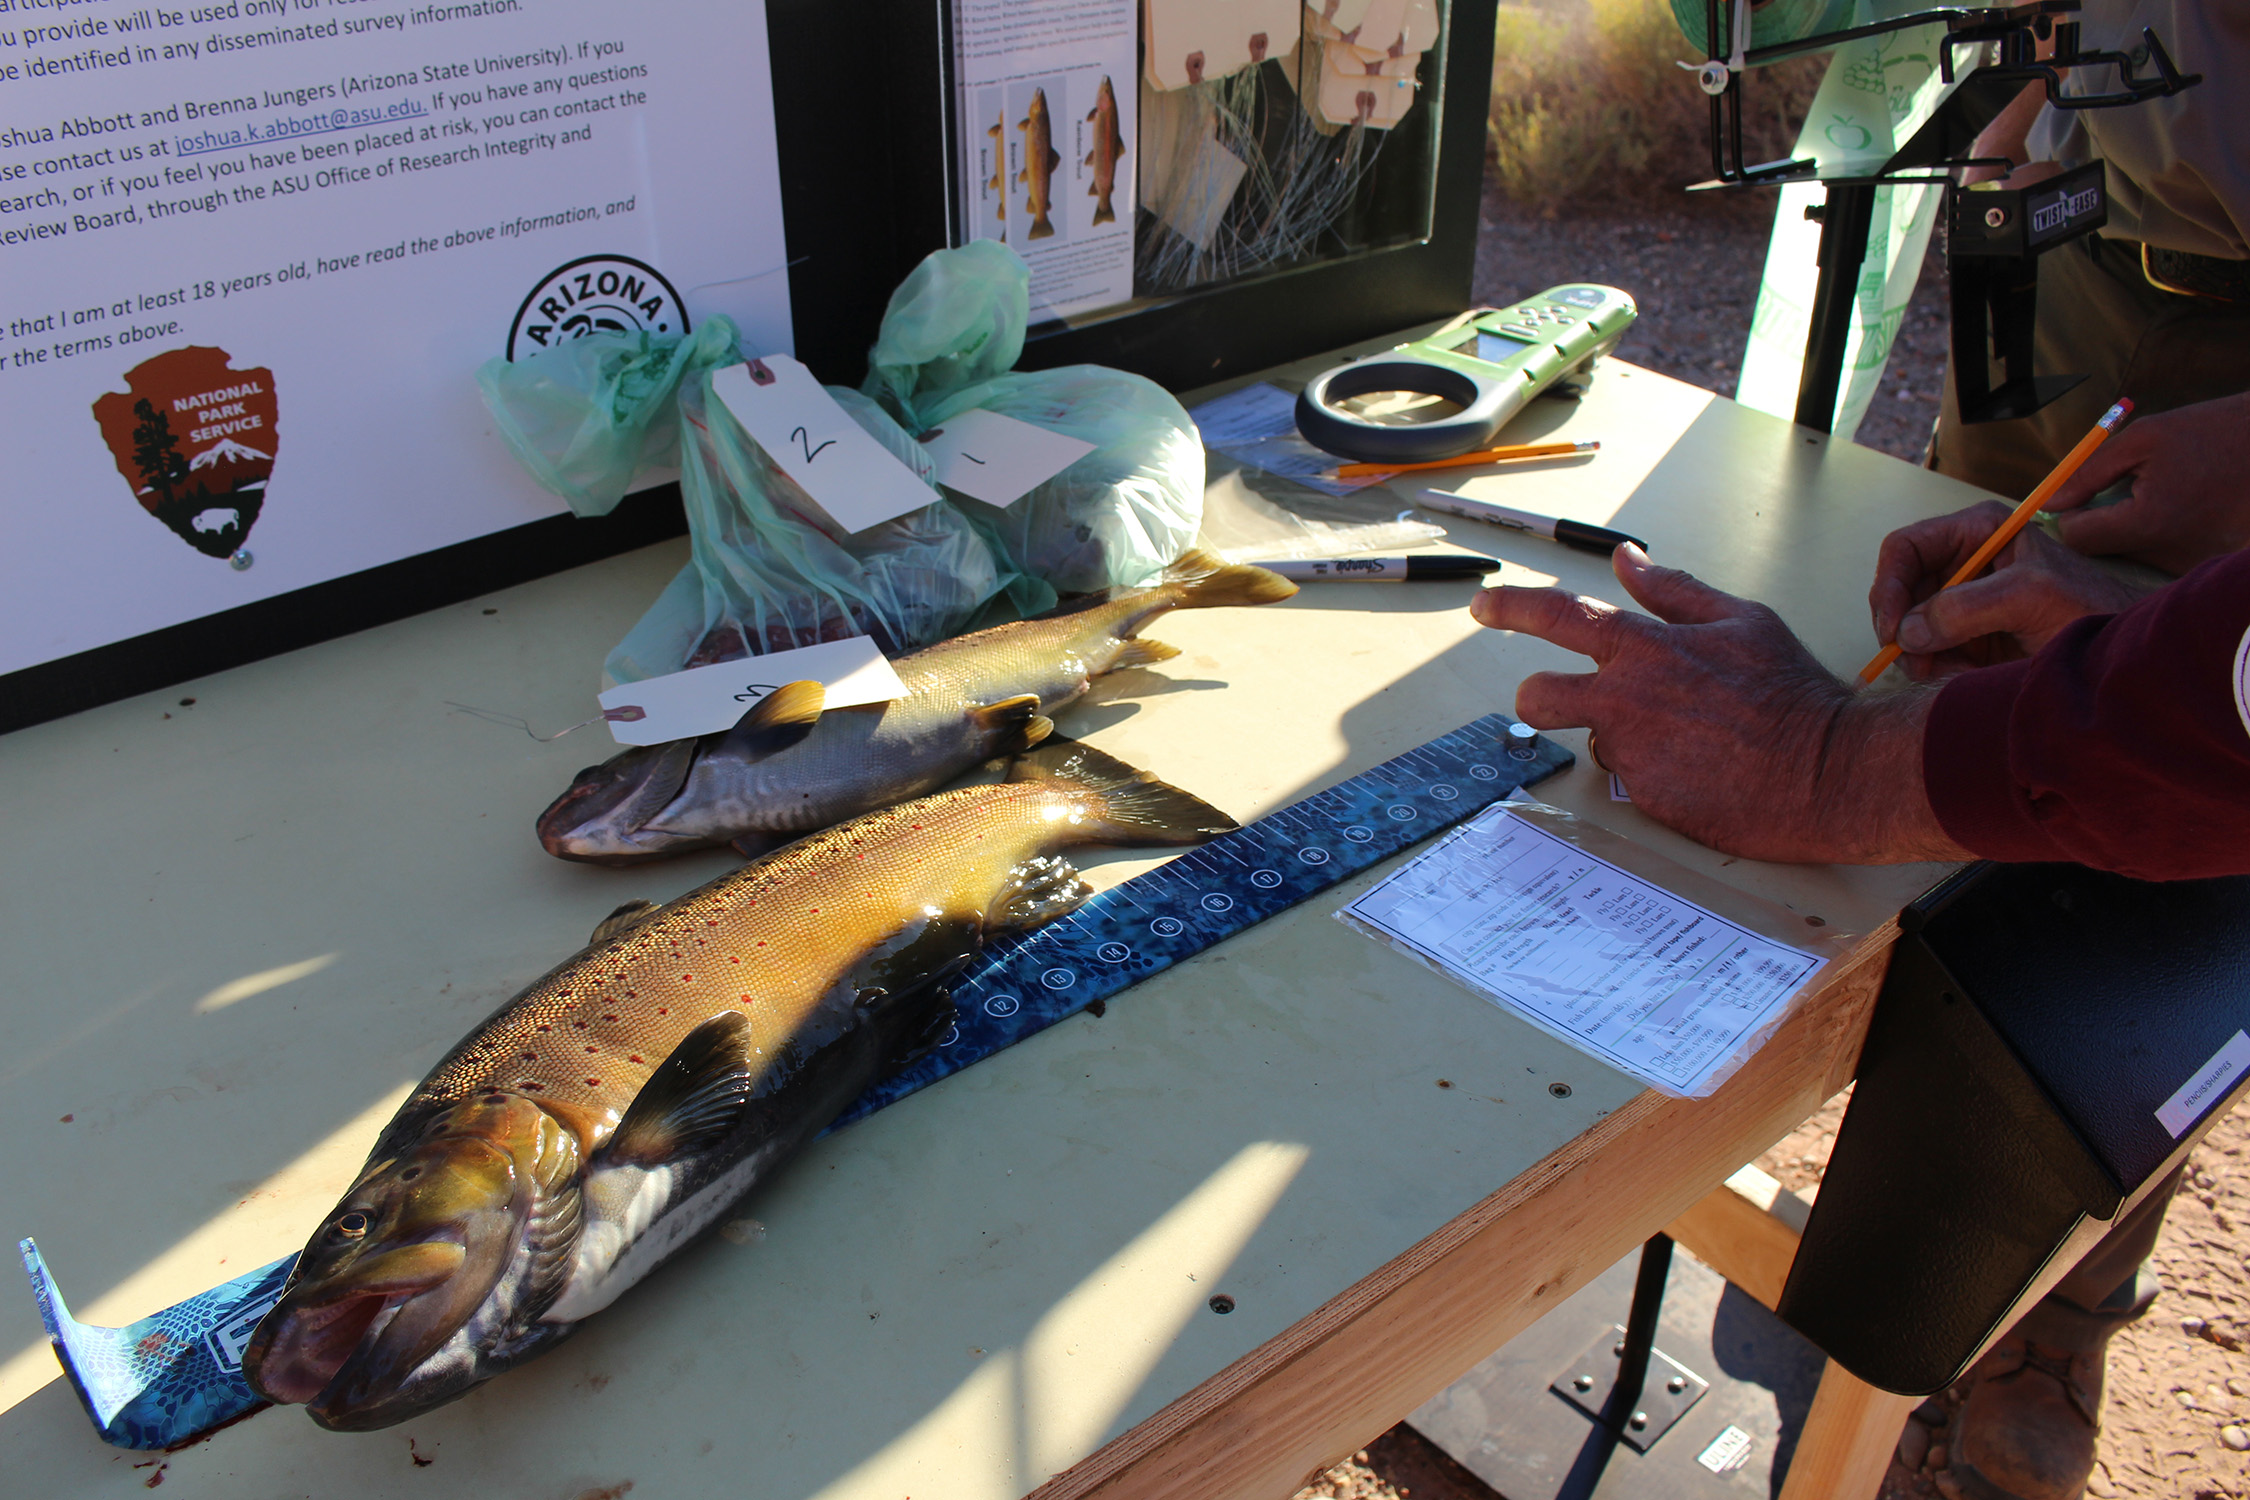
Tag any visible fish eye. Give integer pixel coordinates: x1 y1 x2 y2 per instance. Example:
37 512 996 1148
399 1167 422 1181
332 1211 370 1240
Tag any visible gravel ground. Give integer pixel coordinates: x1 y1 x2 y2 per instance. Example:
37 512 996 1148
1288 173 2246 1500
1469 171 1953 464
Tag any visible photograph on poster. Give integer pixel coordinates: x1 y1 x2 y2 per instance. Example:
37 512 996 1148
0 0 790 679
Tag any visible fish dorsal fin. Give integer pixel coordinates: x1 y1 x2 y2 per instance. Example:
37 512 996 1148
598 1013 757 1169
970 693 1055 754
716 680 825 760
590 899 660 946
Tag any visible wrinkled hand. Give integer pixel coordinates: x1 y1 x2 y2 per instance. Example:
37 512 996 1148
2043 392 2250 573
1867 500 2150 679
1469 545 1967 866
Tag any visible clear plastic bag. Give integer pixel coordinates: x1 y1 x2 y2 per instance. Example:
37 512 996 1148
861 241 1205 598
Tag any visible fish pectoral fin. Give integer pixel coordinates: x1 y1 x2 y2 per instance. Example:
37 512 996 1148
590 898 661 946
840 919 981 1070
986 854 1093 933
1110 638 1183 669
598 1012 757 1169
969 693 1056 755
716 679 825 760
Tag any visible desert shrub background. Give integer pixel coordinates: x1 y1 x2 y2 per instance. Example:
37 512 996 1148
1488 0 1828 206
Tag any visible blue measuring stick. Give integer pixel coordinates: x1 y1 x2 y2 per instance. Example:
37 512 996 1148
21 714 1570 1449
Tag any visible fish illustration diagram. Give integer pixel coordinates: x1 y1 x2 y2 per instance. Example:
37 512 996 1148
1084 75 1127 225
986 102 1007 240
1016 87 1062 239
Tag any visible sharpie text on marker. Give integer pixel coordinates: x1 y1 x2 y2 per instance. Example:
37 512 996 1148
1419 489 1648 555
1247 555 1502 582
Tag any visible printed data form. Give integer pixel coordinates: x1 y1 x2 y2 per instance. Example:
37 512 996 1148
1342 805 1824 1096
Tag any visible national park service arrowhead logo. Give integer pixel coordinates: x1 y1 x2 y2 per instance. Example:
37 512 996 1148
91 348 278 560
507 254 688 360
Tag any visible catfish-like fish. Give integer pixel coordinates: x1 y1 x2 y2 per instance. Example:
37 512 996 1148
1016 87 1061 239
537 550 1295 865
1084 75 1126 226
243 741 1234 1430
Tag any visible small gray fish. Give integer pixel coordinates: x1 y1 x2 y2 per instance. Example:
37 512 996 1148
536 550 1295 865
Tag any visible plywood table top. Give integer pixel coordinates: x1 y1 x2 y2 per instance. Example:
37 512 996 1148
0 340 1994 1498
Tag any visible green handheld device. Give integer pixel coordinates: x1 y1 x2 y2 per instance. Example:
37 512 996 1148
1294 284 1639 464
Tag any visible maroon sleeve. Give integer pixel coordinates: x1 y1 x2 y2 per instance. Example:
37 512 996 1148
1923 549 2250 880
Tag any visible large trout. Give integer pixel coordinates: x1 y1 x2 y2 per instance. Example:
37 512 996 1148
1084 75 1125 226
243 740 1234 1430
537 550 1295 865
1016 87 1061 239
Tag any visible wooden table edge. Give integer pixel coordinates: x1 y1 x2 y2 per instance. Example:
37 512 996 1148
1032 920 1902 1499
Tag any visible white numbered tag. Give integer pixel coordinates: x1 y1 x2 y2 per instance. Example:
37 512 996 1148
920 407 1096 507
598 636 906 746
708 357 938 534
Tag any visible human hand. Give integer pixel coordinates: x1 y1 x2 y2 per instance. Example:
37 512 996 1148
1867 501 2150 679
1469 545 1966 866
2042 392 2250 573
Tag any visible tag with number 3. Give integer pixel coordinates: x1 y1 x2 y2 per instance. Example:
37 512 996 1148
708 355 940 534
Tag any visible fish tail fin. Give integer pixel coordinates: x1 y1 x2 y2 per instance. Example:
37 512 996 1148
1091 201 1116 225
1007 738 1237 846
1160 547 1299 608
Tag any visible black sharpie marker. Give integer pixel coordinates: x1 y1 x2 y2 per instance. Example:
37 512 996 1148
1248 555 1501 582
1419 488 1648 555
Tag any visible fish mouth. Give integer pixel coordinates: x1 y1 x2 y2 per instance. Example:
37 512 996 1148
245 1288 406 1407
535 738 703 864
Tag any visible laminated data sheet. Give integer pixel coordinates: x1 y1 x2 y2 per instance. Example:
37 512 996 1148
1341 802 1833 1097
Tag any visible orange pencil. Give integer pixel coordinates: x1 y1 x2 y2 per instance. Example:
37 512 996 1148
1336 439 1599 478
1857 398 2133 685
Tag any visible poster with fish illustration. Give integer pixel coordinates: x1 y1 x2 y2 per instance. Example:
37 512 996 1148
0 0 789 683
952 0 1136 322
1006 76 1069 244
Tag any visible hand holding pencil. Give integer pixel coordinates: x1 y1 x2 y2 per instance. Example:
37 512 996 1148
1858 399 2134 685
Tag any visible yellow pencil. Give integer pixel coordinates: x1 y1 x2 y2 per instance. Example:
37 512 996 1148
1336 439 1599 478
1857 398 2134 686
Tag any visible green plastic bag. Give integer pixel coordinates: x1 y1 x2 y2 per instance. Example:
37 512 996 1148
476 319 733 518
479 242 1200 685
862 242 1205 596
480 315 1004 683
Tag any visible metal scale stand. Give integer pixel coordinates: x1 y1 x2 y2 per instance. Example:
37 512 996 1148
1689 0 2198 433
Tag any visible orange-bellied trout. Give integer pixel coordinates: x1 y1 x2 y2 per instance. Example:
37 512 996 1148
536 549 1295 865
243 740 1234 1430
1084 75 1126 225
1016 87 1061 239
